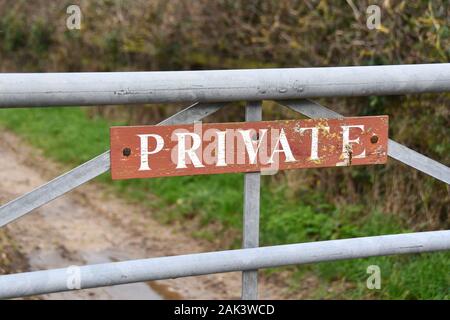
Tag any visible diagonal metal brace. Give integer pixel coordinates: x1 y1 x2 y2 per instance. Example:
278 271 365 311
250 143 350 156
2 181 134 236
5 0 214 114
279 99 450 184
0 102 227 227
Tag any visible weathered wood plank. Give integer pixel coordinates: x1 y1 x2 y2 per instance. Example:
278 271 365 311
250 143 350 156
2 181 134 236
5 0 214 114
110 116 389 180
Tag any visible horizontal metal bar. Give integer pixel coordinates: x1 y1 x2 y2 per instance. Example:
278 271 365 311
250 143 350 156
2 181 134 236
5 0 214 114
0 230 448 299
0 102 226 227
280 99 450 184
1 64 449 107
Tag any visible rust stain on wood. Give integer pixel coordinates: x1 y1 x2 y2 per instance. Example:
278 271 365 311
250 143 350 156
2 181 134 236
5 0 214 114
110 116 388 180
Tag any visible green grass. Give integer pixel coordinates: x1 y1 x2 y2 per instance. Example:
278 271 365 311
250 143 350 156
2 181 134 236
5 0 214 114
0 107 448 299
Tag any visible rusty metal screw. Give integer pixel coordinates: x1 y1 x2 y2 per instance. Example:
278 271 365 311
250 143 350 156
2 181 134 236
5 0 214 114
370 135 379 144
122 147 131 157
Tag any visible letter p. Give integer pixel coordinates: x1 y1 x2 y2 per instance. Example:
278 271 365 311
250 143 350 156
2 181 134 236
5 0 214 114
137 134 164 171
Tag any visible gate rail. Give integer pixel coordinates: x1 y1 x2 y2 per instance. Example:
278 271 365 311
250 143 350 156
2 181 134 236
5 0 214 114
0 64 449 299
1 231 448 299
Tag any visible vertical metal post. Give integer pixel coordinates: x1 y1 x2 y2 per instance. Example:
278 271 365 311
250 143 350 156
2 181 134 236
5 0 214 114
242 101 262 300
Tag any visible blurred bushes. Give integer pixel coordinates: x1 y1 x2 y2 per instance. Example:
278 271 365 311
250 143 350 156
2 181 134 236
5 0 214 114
0 0 448 229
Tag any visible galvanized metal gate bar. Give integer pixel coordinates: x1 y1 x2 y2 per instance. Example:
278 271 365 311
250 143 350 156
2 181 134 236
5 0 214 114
0 64 449 107
0 65 449 300
0 102 227 227
279 99 450 184
242 101 262 300
1 230 448 299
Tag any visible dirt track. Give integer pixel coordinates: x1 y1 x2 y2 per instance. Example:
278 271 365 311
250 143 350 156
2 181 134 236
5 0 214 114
0 129 284 299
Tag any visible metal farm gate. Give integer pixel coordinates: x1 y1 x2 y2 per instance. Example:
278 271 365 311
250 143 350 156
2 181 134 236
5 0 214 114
0 64 449 299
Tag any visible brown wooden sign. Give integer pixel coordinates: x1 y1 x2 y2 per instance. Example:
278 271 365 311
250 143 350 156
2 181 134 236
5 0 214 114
110 116 388 180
